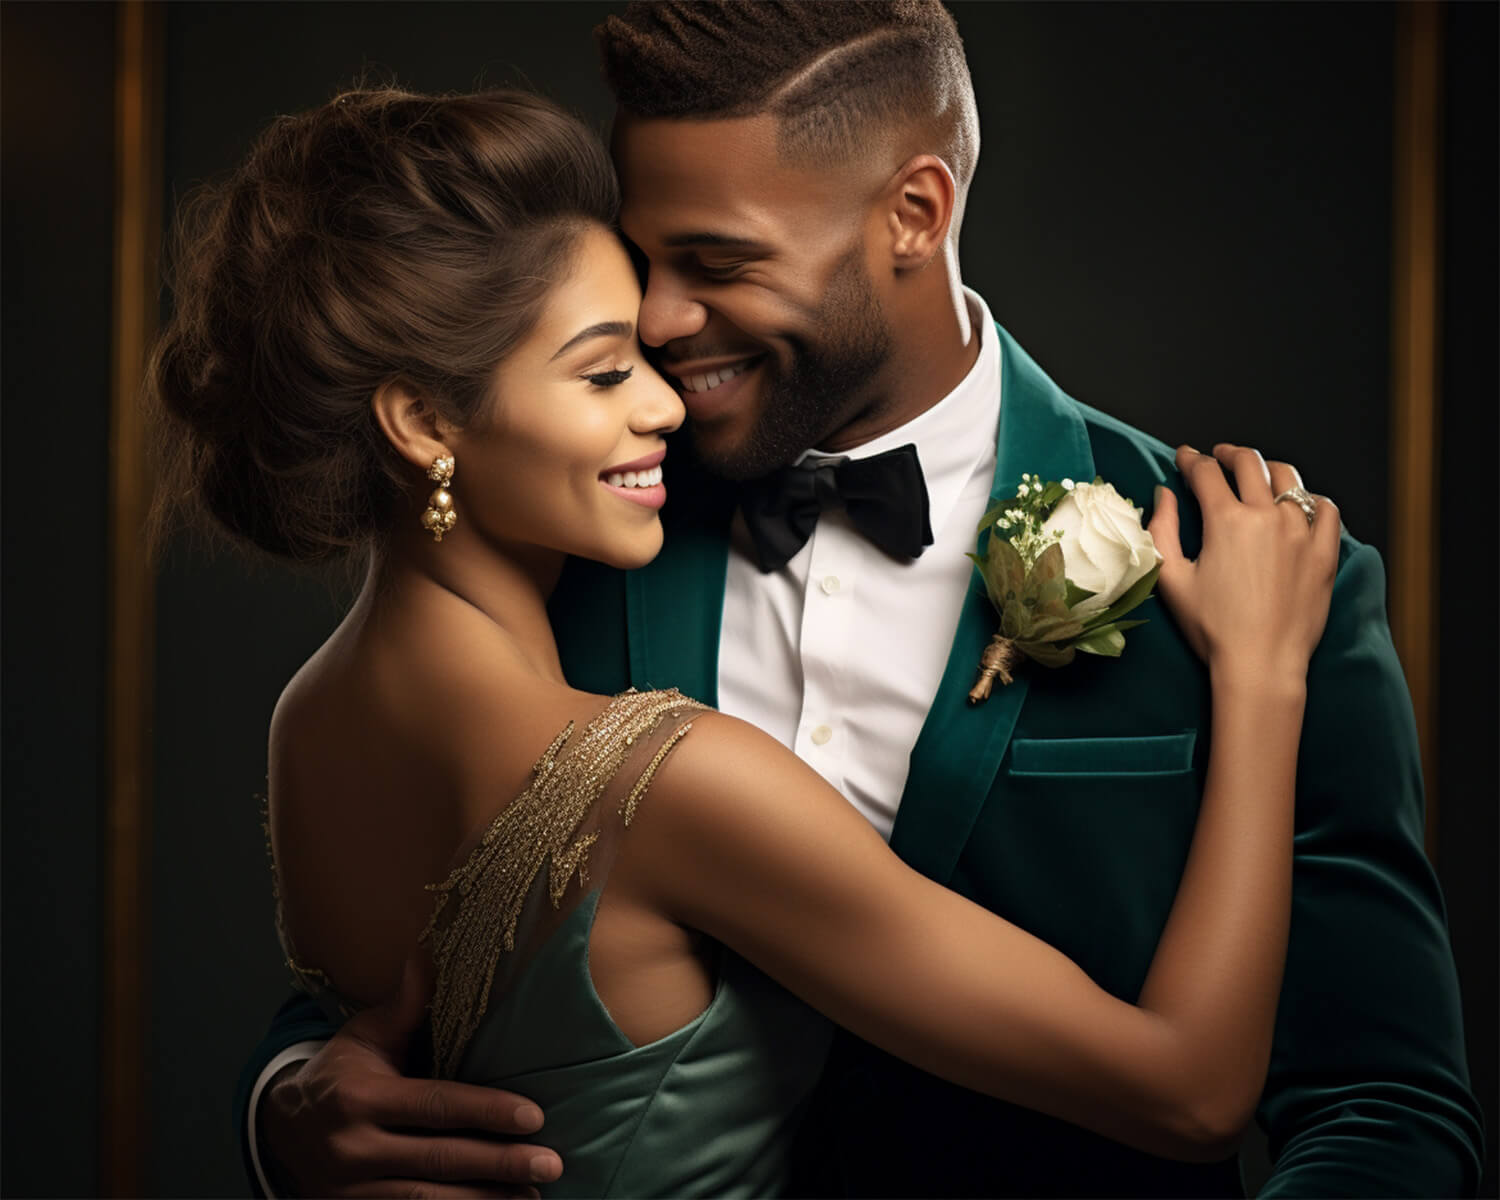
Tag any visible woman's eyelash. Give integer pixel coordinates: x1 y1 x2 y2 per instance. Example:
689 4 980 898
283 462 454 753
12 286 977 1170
584 367 634 388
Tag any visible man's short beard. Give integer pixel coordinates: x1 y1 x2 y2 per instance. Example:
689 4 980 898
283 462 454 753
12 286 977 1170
690 246 893 482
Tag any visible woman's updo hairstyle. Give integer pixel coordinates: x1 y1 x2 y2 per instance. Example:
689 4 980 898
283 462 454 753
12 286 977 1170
149 87 619 561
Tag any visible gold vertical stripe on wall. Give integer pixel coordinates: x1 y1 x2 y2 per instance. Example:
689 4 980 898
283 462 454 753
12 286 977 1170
1389 1 1443 861
103 1 162 1194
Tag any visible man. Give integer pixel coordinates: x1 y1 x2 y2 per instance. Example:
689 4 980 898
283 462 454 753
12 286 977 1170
238 3 1482 1195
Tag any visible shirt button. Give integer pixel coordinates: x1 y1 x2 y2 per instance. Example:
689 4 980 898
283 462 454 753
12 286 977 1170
810 724 833 746
820 575 841 595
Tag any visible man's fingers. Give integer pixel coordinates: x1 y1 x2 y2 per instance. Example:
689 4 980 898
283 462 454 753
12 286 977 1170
369 1133 562 1186
361 1077 547 1136
343 1180 538 1199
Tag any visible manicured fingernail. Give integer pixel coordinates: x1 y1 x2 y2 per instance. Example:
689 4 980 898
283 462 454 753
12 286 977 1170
515 1104 543 1132
1182 444 1200 455
531 1155 560 1182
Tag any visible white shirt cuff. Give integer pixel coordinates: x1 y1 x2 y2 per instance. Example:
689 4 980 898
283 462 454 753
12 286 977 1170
246 1040 325 1198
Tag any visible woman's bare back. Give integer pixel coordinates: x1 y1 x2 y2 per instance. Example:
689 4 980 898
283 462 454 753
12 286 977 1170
268 577 714 1037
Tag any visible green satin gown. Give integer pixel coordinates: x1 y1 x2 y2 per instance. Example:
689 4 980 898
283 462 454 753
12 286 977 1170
289 689 833 1198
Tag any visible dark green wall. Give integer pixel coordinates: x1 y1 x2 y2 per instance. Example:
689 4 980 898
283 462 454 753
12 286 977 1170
1438 3 1499 1195
960 1 1395 555
1 4 114 1196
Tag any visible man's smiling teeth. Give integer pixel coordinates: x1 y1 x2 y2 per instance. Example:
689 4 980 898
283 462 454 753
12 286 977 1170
680 360 752 394
605 465 663 489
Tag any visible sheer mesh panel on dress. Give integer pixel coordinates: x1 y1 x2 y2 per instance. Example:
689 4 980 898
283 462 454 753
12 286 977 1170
421 689 710 1078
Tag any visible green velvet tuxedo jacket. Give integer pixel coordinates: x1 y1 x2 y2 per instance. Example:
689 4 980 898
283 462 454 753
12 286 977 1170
240 327 1481 1196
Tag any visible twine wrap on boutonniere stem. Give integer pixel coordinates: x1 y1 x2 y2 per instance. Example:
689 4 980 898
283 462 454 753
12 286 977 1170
967 474 1163 702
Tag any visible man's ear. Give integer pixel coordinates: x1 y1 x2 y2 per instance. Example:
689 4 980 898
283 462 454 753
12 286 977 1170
371 380 458 473
884 154 957 269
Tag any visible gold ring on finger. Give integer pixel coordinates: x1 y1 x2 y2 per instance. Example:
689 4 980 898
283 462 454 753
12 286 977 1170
1273 485 1318 526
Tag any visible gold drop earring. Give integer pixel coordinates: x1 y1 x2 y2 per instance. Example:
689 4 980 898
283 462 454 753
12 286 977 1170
420 454 457 541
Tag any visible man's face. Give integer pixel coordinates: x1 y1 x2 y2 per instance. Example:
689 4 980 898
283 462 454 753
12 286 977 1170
615 114 894 480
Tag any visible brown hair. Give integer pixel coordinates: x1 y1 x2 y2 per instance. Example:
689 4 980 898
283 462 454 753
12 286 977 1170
149 87 618 561
596 1 977 188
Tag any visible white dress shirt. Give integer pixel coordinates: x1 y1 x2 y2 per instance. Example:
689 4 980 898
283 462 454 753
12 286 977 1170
717 290 1002 838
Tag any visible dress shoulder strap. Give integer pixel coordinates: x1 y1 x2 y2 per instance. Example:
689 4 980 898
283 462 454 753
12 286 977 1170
421 688 709 1078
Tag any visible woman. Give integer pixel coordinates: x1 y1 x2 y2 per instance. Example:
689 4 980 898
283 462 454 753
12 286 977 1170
152 88 1338 1197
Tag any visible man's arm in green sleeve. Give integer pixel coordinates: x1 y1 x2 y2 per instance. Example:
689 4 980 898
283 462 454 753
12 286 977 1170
233 993 338 1196
1257 542 1484 1196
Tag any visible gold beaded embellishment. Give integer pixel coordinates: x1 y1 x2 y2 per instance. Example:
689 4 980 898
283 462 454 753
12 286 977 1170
420 454 457 541
421 689 706 1078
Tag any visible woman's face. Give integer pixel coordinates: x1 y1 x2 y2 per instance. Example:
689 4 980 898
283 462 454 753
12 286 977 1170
453 226 685 569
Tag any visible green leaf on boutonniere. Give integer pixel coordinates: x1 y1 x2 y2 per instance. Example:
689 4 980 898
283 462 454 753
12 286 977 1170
1071 617 1147 650
1037 577 1069 619
1028 615 1086 643
1001 595 1027 640
968 472 1162 702
975 536 1025 610
1022 544 1069 620
1031 541 1065 587
1084 563 1162 632
1020 641 1077 668
1063 580 1097 609
1038 480 1069 509
1074 627 1127 656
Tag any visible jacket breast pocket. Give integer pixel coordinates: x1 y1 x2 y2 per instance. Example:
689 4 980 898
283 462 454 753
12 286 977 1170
965 731 1203 997
1006 731 1197 778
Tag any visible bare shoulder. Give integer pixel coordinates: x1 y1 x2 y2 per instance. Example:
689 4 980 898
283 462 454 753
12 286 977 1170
266 596 624 1003
270 597 606 813
646 708 806 809
626 706 886 876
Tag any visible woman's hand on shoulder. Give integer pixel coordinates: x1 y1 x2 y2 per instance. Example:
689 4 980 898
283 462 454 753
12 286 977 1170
1148 444 1340 688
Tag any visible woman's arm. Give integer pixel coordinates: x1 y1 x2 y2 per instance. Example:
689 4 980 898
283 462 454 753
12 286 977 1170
621 445 1341 1162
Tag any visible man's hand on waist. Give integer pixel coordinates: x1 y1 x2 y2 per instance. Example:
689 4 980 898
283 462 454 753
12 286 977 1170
260 958 562 1198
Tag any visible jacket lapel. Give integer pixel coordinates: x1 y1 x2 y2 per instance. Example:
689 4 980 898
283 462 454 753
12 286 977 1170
889 325 1096 883
624 462 735 707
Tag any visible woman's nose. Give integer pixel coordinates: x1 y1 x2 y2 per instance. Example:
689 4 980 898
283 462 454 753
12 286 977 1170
631 365 685 435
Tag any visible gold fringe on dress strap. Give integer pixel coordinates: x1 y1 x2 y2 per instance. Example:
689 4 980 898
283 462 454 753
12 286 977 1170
621 720 697 825
420 689 707 1079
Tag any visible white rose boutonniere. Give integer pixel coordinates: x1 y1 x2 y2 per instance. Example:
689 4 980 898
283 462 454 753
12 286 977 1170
1048 481 1162 617
967 474 1164 702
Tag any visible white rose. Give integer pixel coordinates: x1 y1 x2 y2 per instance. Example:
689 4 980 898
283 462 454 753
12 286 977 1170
1047 481 1162 616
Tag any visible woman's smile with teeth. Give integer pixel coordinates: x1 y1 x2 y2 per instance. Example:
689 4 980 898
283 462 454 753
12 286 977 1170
604 464 663 488
680 360 753 393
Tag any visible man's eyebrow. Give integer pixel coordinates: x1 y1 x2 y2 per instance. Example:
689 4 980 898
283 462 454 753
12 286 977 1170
661 232 765 250
550 320 634 361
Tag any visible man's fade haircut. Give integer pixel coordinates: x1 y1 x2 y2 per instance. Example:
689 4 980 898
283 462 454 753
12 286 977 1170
597 1 978 193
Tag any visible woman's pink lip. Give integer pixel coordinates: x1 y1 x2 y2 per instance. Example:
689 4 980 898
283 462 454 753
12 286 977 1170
601 448 666 476
601 481 667 510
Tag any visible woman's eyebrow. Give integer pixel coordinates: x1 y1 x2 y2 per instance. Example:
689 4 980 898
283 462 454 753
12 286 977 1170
550 320 634 361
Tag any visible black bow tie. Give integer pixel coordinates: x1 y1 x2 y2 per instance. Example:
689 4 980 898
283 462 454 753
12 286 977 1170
739 443 934 572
